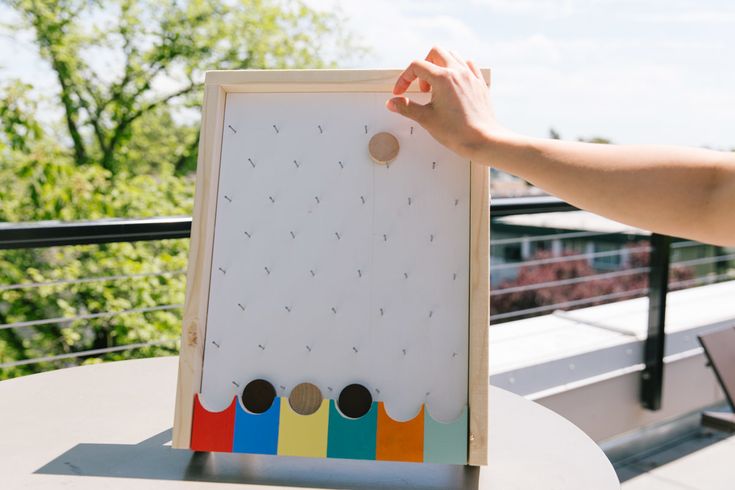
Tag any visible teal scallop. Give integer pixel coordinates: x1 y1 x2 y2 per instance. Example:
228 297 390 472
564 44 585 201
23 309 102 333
423 406 468 465
327 400 377 460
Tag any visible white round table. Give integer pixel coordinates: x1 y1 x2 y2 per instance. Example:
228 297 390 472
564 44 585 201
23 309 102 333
0 357 619 489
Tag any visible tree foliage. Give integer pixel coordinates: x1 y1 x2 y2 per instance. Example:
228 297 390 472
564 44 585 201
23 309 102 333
5 0 356 173
0 0 358 378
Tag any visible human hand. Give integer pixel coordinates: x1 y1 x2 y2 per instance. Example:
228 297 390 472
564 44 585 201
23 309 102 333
387 47 510 163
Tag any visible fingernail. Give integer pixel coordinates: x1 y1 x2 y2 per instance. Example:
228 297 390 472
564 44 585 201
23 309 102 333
386 99 397 112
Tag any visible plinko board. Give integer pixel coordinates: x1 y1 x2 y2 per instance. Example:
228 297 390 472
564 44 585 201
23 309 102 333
173 70 490 466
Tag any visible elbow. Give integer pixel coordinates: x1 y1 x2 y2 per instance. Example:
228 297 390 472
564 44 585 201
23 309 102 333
699 154 735 246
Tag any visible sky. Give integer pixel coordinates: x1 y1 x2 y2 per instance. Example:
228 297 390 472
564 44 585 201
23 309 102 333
1 0 734 148
308 0 735 148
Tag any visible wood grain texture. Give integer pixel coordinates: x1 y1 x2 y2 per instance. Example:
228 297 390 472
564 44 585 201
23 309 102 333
288 382 323 415
172 84 226 449
205 68 491 93
368 131 400 164
467 161 490 466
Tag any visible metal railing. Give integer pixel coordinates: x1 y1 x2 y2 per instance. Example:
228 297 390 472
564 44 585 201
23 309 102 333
1 196 733 411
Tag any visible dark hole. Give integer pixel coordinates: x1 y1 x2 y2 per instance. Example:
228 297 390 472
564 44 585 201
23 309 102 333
337 383 372 419
241 379 276 414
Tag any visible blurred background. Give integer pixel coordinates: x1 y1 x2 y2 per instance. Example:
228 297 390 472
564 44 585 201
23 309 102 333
0 1 733 487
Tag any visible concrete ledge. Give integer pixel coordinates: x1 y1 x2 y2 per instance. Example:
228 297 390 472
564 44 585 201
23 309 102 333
490 281 734 442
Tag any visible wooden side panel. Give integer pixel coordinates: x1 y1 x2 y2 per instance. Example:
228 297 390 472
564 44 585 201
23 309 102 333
206 68 491 93
172 85 227 448
468 161 490 465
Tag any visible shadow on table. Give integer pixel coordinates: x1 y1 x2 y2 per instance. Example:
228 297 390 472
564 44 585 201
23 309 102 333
35 428 480 490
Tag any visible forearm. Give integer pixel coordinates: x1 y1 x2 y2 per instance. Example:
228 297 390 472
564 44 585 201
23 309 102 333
388 48 735 245
485 135 735 245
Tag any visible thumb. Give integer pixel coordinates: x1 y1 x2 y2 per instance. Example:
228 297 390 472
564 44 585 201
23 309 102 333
386 96 430 123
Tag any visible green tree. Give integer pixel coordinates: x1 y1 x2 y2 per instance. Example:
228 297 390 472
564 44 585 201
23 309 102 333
0 0 358 378
5 0 357 174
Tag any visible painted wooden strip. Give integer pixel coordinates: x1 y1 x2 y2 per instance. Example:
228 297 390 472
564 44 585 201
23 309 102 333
277 397 329 458
232 397 280 455
190 394 235 452
424 406 468 465
376 402 424 463
327 400 377 460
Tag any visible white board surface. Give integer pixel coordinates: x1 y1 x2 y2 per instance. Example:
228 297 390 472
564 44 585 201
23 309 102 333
200 92 470 422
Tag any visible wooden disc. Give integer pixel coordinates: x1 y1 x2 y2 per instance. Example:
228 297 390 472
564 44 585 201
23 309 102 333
368 132 400 165
288 382 323 415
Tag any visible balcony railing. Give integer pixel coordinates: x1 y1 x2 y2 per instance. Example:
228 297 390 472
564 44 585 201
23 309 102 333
1 196 733 411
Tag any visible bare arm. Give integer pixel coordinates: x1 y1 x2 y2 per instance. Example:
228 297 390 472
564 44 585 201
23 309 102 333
388 47 735 246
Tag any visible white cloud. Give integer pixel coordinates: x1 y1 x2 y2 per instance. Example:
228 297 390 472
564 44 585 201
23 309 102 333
468 0 577 17
634 11 735 23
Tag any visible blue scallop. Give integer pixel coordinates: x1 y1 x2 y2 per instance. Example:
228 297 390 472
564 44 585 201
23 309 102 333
233 397 280 455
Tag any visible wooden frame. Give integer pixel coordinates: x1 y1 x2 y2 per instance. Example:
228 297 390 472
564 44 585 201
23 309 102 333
173 69 490 466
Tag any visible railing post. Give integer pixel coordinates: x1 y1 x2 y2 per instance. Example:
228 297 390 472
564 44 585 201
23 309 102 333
641 233 671 410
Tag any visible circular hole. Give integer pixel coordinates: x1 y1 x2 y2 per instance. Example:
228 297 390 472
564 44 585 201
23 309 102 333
288 382 323 415
337 383 372 419
368 132 400 165
241 378 276 414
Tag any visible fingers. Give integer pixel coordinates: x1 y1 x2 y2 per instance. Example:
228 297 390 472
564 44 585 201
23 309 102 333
466 59 482 79
386 96 431 123
447 49 468 68
393 59 443 95
425 45 459 69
